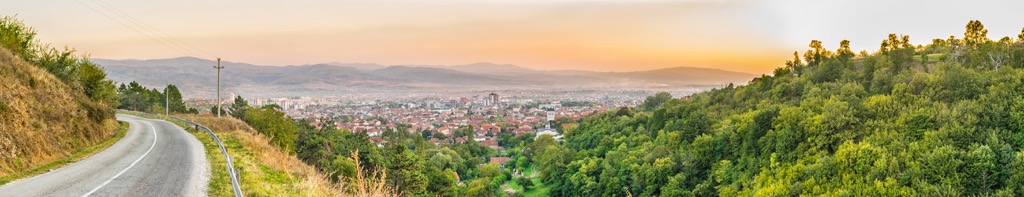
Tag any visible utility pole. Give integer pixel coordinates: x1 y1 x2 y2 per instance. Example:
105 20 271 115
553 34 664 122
165 85 169 116
214 58 223 118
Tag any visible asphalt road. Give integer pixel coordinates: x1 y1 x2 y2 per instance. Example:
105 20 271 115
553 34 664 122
0 114 210 197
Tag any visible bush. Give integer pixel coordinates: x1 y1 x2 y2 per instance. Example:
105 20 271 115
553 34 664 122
242 106 298 153
1 16 117 116
517 176 534 190
0 16 38 61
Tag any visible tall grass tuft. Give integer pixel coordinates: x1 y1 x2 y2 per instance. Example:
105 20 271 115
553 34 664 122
343 151 399 197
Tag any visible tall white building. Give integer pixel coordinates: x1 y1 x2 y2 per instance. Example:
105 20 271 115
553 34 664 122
484 93 499 106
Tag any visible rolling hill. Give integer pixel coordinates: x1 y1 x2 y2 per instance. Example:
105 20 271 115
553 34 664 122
93 57 759 98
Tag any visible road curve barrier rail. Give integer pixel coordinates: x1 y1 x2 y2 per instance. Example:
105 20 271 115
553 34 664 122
167 116 244 197
117 110 244 197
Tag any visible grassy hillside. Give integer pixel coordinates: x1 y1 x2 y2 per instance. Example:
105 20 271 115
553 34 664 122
171 114 337 196
0 15 119 183
0 47 117 175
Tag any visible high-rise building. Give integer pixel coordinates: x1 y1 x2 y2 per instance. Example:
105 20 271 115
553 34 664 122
487 93 499 106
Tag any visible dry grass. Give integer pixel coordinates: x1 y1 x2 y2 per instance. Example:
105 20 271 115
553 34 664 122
0 121 128 184
0 47 117 177
175 114 336 196
343 151 400 197
173 114 400 197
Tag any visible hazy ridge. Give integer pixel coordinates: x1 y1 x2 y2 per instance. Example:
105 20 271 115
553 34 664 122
93 57 758 98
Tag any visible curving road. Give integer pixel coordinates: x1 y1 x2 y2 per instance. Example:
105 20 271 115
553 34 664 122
0 114 209 196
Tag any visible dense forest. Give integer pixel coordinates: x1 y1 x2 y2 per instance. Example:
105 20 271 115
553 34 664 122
530 20 1024 196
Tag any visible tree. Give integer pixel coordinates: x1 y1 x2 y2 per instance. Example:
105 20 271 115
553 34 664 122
164 84 187 113
965 20 990 47
464 178 496 197
987 39 1010 72
806 97 858 152
966 145 998 194
785 51 804 76
527 134 557 162
641 92 673 111
119 81 144 111
78 61 118 108
230 95 249 118
386 144 427 195
804 40 831 66
536 145 570 185
0 16 40 61
1018 27 1024 42
420 129 432 139
1006 152 1024 195
432 131 447 140
424 167 457 196
479 163 501 178
118 81 159 112
837 40 855 63
880 34 914 71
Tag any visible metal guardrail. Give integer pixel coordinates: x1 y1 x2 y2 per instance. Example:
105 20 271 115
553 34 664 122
118 110 243 197
168 116 244 197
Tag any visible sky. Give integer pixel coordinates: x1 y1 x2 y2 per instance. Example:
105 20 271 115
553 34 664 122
3 0 1024 74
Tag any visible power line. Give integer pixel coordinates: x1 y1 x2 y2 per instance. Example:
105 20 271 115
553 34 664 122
87 0 215 58
87 0 202 57
73 0 193 57
73 0 213 58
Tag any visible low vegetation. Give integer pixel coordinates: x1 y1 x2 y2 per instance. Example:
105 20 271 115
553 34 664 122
0 121 127 184
0 15 119 177
165 112 404 196
345 151 400 197
172 114 336 196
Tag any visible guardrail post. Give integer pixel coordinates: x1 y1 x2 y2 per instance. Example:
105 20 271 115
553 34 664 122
164 115 244 197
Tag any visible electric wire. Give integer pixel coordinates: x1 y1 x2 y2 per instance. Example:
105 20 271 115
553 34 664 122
87 0 215 58
73 0 213 58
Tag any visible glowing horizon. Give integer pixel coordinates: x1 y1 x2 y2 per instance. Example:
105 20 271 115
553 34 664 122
4 0 1024 74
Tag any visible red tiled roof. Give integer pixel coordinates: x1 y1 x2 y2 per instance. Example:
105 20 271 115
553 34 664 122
481 140 498 147
489 157 511 165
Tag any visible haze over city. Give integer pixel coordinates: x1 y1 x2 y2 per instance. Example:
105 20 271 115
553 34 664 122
6 0 1024 74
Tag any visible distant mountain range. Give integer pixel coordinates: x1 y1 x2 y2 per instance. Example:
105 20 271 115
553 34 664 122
93 57 758 98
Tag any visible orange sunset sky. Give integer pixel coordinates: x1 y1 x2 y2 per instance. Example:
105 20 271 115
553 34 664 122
4 0 1024 74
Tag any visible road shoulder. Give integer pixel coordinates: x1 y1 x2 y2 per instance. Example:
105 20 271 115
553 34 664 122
0 121 129 185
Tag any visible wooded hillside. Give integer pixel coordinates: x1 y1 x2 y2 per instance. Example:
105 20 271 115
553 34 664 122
532 20 1024 196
